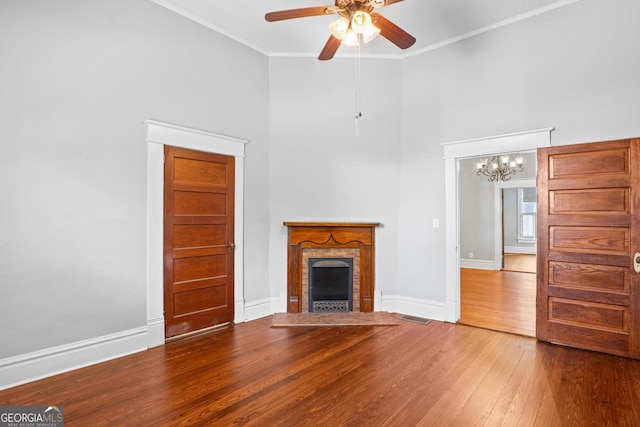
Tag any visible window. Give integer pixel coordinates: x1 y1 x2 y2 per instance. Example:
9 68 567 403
518 187 536 242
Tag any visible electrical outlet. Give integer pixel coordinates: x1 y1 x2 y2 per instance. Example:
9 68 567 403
469 252 474 258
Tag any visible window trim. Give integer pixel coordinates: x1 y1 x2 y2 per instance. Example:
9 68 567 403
517 187 537 243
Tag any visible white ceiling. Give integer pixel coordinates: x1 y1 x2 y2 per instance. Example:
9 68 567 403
150 0 578 59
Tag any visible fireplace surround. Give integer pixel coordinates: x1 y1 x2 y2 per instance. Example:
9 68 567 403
283 222 380 313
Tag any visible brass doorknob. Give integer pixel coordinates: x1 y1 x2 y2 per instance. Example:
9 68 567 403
228 242 236 251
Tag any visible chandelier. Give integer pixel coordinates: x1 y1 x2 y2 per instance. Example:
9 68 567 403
475 154 524 182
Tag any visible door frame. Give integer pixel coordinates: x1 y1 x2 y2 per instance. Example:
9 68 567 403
441 127 553 322
145 120 247 347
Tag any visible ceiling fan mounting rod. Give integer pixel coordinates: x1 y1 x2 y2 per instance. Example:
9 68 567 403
348 4 373 14
336 0 381 13
336 0 383 7
338 8 372 20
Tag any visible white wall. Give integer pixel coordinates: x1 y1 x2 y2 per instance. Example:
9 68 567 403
0 0 269 362
398 0 640 306
267 57 402 309
503 188 520 249
459 158 495 262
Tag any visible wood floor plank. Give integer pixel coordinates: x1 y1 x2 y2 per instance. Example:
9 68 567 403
415 331 508 425
389 333 474 423
452 333 530 425
1 315 640 426
377 323 495 426
486 340 553 426
316 321 461 426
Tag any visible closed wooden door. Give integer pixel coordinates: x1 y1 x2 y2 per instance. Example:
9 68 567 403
164 146 235 338
537 138 640 358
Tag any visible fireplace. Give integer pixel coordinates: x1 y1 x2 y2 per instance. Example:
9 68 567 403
309 258 353 312
302 248 360 312
283 222 379 313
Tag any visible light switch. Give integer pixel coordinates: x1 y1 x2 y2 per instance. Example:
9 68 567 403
432 218 440 228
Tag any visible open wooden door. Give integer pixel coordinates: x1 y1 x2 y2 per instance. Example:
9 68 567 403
164 146 235 338
537 138 640 358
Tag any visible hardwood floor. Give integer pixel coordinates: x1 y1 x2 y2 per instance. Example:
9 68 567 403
459 267 536 337
2 315 639 426
503 253 536 273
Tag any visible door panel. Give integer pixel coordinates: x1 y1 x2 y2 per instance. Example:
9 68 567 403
173 225 227 248
548 147 629 178
537 138 639 358
174 158 227 185
164 146 234 338
550 188 629 214
174 191 227 216
548 261 629 293
549 226 629 254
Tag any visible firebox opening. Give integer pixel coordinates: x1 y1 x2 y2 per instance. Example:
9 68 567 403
309 258 353 313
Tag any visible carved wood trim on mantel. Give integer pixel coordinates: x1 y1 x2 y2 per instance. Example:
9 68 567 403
283 222 381 313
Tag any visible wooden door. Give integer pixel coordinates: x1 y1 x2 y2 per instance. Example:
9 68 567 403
164 146 235 338
537 138 640 358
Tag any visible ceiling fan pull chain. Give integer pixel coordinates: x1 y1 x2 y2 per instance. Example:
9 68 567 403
354 41 363 136
355 90 362 136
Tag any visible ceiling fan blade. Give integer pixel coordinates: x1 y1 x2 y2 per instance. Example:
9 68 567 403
381 0 404 6
371 13 416 49
265 6 335 22
318 35 341 61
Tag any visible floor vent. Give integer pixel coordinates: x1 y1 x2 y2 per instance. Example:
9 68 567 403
399 315 432 325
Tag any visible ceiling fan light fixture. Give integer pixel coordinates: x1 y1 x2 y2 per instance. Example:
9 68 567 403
362 24 380 43
329 17 350 40
342 28 359 46
351 11 372 34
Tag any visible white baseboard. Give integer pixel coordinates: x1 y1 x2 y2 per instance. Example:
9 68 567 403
244 293 450 322
147 316 165 348
504 246 536 255
234 298 246 324
0 326 148 391
374 290 382 311
460 258 500 270
380 295 448 322
242 297 279 322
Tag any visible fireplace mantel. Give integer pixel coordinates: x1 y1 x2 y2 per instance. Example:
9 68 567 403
283 222 380 313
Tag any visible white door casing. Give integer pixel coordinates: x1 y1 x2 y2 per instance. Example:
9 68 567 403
145 120 247 347
441 128 553 322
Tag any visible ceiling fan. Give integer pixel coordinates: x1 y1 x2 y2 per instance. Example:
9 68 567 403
265 0 416 60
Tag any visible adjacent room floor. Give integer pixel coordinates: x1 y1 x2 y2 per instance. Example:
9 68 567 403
459 265 536 337
503 253 536 273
